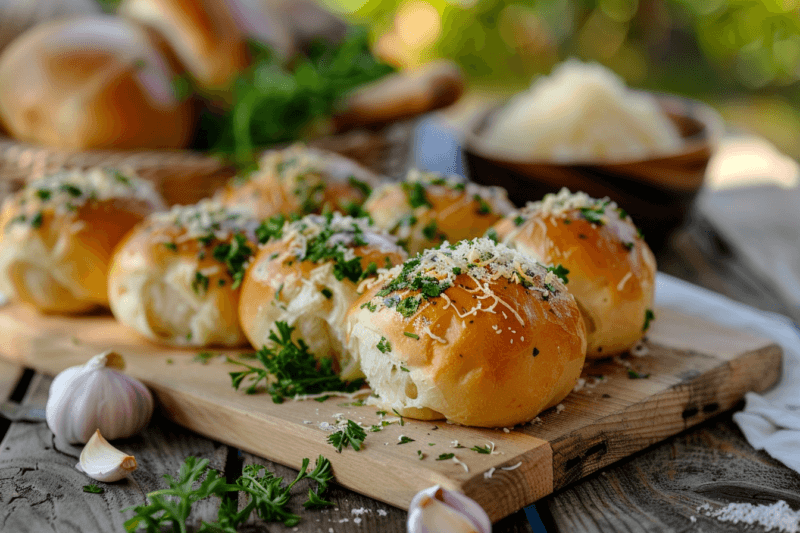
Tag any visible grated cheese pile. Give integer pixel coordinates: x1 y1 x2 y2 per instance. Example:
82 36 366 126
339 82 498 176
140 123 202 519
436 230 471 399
7 167 164 227
149 200 259 243
484 59 684 162
278 213 402 263
510 187 624 226
698 501 800 532
360 238 568 314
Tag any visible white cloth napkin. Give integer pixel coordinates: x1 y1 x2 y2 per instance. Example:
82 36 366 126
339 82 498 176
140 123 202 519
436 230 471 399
656 272 800 473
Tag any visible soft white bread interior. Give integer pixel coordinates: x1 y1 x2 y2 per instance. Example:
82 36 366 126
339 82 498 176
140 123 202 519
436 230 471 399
238 213 406 379
216 144 383 219
0 15 195 150
108 200 260 347
493 188 657 358
364 169 514 255
0 168 166 313
346 238 587 427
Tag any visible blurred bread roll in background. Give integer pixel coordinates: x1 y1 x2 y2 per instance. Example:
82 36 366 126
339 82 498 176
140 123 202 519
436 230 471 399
119 0 293 91
109 201 261 347
0 0 100 54
239 213 406 379
0 168 166 313
0 15 195 150
216 144 382 219
364 169 514 255
493 188 656 358
346 238 586 427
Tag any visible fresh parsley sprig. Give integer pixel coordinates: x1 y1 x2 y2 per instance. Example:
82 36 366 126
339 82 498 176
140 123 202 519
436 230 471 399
123 455 336 532
228 321 363 402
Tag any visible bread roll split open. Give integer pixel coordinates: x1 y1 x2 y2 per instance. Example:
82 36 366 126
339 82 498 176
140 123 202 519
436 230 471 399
239 213 406 380
108 200 261 347
0 168 166 313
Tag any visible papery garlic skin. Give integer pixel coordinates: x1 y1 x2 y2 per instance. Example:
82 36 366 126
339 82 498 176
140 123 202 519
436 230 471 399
78 429 137 482
46 350 154 444
407 485 491 533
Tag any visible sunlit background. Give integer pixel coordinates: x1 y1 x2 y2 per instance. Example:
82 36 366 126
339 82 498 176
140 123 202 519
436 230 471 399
320 0 800 161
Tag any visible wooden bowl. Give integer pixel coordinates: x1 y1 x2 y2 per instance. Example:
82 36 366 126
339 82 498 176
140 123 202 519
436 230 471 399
463 93 724 252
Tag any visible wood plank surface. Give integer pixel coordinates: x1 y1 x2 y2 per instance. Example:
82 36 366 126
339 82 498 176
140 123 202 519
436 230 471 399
0 358 23 404
0 301 781 523
0 374 231 532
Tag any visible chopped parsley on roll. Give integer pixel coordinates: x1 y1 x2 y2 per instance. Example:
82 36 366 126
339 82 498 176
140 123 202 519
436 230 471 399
493 188 657 358
364 170 514 255
108 200 260 347
216 144 381 219
0 168 166 313
238 213 406 380
346 238 586 428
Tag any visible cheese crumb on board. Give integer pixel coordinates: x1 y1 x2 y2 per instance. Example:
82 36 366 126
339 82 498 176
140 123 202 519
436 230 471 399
698 501 800 532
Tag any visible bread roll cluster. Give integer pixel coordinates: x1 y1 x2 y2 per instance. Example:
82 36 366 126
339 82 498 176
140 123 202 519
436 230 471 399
493 188 656 358
0 145 657 426
364 169 514 254
216 144 381 219
239 213 406 379
0 168 166 313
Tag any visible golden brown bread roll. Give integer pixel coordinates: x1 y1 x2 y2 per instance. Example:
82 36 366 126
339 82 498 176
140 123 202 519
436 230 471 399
216 144 383 219
493 188 657 358
0 16 195 150
238 213 406 379
364 169 514 255
119 0 249 90
0 168 166 313
108 201 260 347
119 0 293 91
346 238 587 427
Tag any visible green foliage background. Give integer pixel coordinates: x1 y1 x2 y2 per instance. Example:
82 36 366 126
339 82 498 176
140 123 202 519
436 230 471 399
326 0 800 156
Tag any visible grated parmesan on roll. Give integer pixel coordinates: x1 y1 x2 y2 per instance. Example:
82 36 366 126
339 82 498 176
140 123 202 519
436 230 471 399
0 168 165 313
346 238 586 427
238 213 406 379
364 169 514 255
493 188 657 358
216 144 382 219
108 200 260 347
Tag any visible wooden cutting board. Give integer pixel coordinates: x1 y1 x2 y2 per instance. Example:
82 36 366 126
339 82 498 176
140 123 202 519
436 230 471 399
0 303 780 522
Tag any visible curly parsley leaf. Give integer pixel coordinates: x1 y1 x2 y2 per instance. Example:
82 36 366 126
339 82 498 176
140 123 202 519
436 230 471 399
327 419 367 452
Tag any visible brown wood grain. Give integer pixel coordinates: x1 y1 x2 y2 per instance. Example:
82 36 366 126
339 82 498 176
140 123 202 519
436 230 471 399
0 374 230 533
0 302 781 523
542 414 800 533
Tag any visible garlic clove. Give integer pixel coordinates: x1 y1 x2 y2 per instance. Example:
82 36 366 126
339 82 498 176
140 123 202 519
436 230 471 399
407 485 491 533
78 429 138 482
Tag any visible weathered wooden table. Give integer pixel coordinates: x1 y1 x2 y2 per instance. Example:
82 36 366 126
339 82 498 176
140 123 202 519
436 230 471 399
2 182 800 532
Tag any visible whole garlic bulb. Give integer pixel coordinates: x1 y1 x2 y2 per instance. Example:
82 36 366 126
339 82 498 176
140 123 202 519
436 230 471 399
46 351 154 444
